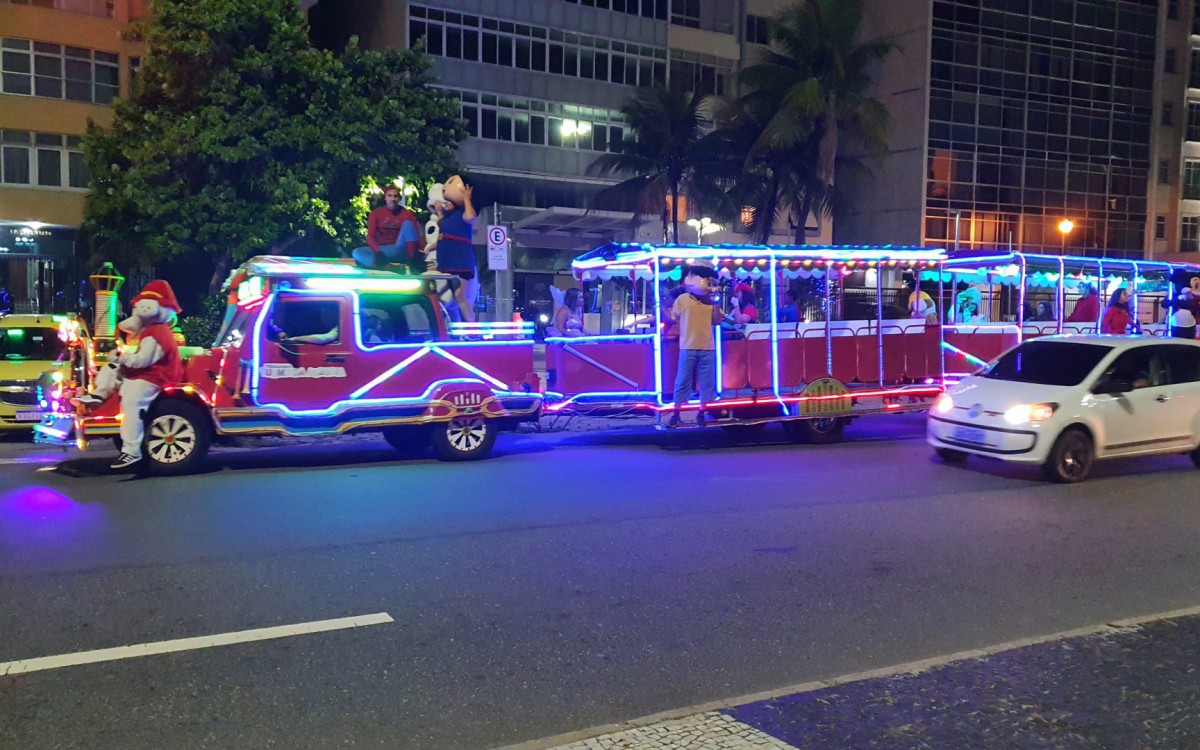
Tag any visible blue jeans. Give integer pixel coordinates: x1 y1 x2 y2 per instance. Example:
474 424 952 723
352 240 406 268
673 348 718 407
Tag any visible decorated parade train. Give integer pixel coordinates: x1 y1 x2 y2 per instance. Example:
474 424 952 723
27 243 1200 475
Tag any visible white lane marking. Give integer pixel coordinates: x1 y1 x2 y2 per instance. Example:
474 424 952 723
0 612 393 676
547 712 796 750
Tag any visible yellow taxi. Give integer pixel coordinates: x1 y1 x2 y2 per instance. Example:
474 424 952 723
0 314 79 431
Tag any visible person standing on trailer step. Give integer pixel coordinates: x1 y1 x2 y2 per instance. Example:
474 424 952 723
667 263 724 429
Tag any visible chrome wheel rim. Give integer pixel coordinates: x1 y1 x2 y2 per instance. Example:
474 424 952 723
446 417 486 453
1059 433 1090 479
146 415 197 464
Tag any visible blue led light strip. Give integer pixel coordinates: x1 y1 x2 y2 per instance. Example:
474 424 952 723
940 341 989 368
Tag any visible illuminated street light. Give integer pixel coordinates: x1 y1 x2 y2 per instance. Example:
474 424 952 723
686 217 722 245
1058 218 1073 254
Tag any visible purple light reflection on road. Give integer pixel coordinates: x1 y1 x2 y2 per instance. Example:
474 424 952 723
0 486 109 552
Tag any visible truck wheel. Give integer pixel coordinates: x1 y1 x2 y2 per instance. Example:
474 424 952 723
144 400 211 476
382 425 431 456
431 416 496 461
1041 427 1093 483
784 417 845 444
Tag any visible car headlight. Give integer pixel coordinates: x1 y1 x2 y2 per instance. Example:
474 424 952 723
933 393 954 414
1003 402 1058 425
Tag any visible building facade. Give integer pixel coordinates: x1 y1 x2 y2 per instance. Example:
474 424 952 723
0 0 148 312
308 0 814 316
839 0 1184 262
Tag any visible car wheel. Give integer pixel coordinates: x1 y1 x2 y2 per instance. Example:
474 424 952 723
1042 427 1093 483
144 400 212 476
784 417 845 445
936 447 969 463
382 425 431 456
431 416 496 461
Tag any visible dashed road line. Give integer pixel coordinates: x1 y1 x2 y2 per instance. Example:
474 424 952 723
0 612 394 676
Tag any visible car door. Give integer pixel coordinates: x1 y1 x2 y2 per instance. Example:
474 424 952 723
1160 344 1200 448
254 294 352 412
1089 345 1181 456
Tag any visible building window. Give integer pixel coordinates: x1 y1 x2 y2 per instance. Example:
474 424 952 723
410 6 667 87
0 129 86 188
1157 215 1167 239
1160 159 1171 183
561 0 666 21
1168 0 1179 20
1184 216 1200 251
745 15 771 45
1164 102 1175 126
1 38 119 104
671 0 700 28
447 88 626 154
1192 49 1200 89
669 50 734 96
1166 48 1177 74
1188 102 1200 141
1186 160 1200 199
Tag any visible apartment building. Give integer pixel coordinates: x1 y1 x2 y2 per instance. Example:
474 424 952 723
841 0 1177 261
0 0 148 311
307 0 811 314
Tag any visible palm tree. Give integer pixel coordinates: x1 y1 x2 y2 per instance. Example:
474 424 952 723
587 86 723 243
736 0 896 243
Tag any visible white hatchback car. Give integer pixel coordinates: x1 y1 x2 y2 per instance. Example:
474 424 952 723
927 335 1200 482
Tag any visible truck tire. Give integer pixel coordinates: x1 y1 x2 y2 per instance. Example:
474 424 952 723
783 417 846 444
431 415 496 461
143 399 212 476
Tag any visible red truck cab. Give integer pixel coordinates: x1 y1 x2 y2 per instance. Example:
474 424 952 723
46 257 542 474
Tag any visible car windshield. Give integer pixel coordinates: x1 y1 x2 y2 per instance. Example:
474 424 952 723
0 327 63 361
981 340 1111 386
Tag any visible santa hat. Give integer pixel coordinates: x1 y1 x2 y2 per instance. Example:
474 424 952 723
734 282 753 295
133 279 182 313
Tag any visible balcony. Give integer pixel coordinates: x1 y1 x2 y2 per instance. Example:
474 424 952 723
2 0 116 19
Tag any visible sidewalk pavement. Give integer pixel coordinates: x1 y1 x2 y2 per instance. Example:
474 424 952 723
506 608 1200 750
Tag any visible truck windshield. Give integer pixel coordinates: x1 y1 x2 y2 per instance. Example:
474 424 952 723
981 340 1111 387
0 327 64 361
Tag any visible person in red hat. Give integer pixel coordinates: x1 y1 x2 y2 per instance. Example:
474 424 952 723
106 279 184 470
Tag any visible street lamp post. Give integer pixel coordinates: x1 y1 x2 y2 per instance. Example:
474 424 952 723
686 217 722 245
1058 218 1074 255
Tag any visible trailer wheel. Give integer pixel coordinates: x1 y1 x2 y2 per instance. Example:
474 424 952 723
783 417 845 444
144 400 212 476
431 416 496 461
382 425 431 456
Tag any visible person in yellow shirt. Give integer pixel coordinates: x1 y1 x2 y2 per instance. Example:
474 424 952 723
667 264 725 428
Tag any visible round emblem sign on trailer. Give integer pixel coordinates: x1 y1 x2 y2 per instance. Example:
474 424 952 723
799 377 852 416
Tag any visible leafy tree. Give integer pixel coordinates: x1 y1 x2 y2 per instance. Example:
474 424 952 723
84 0 464 294
586 86 730 243
735 0 896 243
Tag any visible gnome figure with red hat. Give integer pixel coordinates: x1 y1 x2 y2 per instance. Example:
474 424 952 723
78 280 184 470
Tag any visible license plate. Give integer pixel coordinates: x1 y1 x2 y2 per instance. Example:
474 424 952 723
953 425 990 445
14 411 47 422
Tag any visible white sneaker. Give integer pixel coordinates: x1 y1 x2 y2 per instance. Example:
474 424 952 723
109 453 142 470
73 393 105 406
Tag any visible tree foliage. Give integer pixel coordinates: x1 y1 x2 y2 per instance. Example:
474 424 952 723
84 0 464 291
586 86 732 243
591 0 896 246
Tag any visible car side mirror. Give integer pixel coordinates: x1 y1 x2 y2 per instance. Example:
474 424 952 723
1093 377 1131 395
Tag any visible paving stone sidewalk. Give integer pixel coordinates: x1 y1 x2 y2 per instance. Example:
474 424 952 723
522 611 1200 750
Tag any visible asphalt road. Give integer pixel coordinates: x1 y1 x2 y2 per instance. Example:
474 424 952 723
2 414 1200 749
